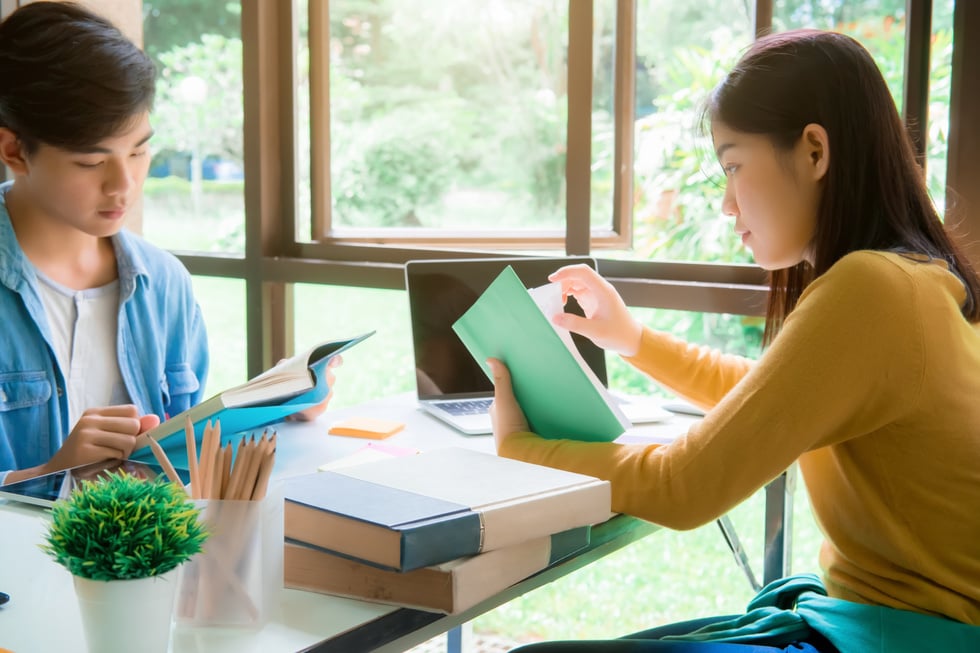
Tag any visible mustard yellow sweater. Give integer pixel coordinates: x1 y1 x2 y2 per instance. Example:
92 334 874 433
499 251 980 624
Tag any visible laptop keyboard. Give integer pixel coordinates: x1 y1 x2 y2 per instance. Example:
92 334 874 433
439 399 493 416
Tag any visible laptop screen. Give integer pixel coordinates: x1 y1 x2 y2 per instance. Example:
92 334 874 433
405 257 607 400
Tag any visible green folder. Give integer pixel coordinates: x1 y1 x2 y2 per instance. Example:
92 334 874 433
452 266 630 441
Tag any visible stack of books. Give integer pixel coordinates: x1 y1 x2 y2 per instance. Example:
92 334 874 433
280 447 613 614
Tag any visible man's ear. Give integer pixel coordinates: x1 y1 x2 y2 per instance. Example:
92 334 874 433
800 123 830 182
0 128 29 175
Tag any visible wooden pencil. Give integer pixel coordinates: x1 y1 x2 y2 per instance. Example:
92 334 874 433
198 421 217 499
207 420 225 499
185 416 200 499
224 436 249 501
236 434 265 501
250 433 277 501
146 435 184 488
219 442 233 499
208 423 224 501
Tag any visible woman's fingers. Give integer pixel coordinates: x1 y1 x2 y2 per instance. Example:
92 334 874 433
488 358 529 449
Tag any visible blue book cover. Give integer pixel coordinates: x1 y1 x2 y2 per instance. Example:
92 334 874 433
131 331 374 469
282 447 611 571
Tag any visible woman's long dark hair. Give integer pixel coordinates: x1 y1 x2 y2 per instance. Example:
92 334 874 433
707 29 980 344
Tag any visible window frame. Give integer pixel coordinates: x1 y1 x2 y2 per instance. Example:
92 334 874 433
160 0 977 378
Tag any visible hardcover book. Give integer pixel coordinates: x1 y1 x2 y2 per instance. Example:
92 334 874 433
283 525 590 614
131 331 375 468
451 265 630 441
282 447 611 571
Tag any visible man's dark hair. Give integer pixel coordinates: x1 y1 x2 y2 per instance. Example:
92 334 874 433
0 1 156 154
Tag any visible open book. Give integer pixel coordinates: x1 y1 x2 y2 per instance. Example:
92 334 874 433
452 266 630 441
131 331 374 467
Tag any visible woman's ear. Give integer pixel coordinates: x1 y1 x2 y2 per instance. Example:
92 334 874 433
800 123 830 181
0 128 29 175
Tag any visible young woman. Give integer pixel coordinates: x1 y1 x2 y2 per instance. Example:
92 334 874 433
489 29 980 652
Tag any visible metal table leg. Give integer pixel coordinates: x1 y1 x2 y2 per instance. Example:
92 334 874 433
762 465 797 586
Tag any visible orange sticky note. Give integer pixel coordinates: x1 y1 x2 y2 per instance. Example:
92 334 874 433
328 416 405 440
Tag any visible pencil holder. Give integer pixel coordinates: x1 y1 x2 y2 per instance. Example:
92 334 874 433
175 487 283 628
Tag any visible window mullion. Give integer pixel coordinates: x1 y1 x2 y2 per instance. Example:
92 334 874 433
754 0 773 37
566 0 593 256
309 0 330 240
611 0 636 246
904 0 933 169
947 0 980 271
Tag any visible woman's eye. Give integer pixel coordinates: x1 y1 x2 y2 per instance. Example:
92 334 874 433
724 164 739 176
75 161 103 169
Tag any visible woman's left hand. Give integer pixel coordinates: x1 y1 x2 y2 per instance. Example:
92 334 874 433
287 355 343 422
487 358 529 451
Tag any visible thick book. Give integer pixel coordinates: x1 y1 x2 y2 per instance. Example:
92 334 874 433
282 447 611 571
283 525 590 614
131 331 375 467
451 265 630 441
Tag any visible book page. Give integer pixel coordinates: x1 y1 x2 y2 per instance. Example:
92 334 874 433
527 283 630 427
249 346 315 384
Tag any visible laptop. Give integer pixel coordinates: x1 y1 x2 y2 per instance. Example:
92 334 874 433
405 256 670 435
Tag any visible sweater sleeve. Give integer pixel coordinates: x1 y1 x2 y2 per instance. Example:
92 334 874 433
623 328 755 411
499 253 924 529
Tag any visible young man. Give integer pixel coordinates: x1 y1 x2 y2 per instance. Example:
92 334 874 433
0 2 208 484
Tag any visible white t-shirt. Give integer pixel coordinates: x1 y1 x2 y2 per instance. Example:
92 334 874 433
35 271 130 428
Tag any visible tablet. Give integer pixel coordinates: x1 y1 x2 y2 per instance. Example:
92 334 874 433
0 459 190 508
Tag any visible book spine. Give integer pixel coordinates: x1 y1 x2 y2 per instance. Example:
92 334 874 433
399 512 484 570
548 525 591 564
478 480 611 553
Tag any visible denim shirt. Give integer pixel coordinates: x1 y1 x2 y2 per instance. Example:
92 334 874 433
0 182 209 483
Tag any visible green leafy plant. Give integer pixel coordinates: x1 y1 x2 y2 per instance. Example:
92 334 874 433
42 472 208 581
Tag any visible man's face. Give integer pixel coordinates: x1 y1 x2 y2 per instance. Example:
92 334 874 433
15 112 153 238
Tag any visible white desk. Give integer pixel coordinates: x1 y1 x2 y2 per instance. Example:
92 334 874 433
0 394 688 653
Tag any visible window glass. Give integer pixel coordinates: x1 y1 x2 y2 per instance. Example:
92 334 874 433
322 0 569 232
590 1 618 229
190 276 247 397
773 1 907 111
142 1 245 253
293 284 414 409
927 0 954 214
622 1 754 265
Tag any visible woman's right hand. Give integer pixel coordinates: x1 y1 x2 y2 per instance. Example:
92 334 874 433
549 264 643 357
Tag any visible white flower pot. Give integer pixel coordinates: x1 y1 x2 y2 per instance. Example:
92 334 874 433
74 570 178 653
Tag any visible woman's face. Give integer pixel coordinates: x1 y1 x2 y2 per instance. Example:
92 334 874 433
711 121 826 270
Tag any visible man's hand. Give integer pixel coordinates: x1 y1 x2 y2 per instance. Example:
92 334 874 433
287 355 343 422
44 405 147 474
487 358 529 451
2 406 161 485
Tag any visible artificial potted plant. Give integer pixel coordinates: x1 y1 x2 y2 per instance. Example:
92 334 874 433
42 471 208 653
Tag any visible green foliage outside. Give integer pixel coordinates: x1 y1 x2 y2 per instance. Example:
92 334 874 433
326 0 570 229
43 473 208 581
152 35 243 163
142 1 240 71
